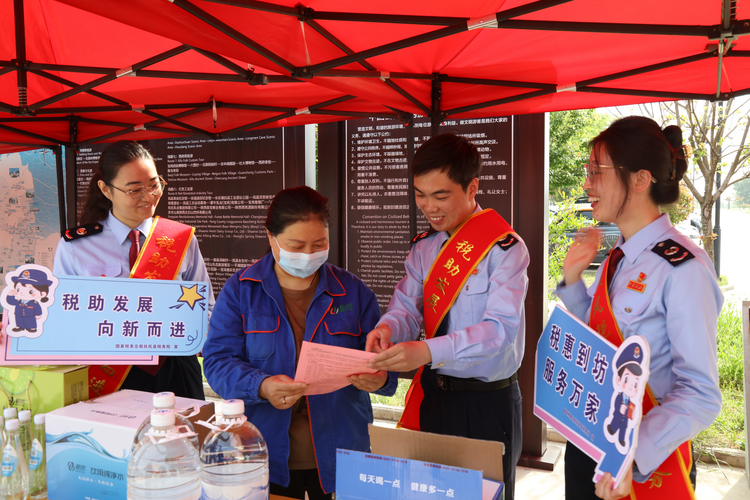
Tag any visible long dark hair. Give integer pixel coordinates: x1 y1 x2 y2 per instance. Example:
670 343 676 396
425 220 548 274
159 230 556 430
79 141 155 224
590 117 688 215
265 186 331 236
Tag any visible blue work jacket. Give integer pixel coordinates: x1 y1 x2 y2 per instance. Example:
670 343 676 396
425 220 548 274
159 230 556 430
203 253 398 493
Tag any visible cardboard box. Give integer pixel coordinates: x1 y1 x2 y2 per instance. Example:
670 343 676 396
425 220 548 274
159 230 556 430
335 425 504 499
369 425 504 482
46 390 215 500
46 402 145 500
88 389 215 446
0 365 88 415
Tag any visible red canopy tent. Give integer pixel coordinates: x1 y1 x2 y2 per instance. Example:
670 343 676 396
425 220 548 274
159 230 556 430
2 0 746 469
1 0 748 153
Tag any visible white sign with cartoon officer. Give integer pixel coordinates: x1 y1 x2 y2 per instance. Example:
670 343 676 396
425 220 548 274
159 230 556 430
0 265 58 338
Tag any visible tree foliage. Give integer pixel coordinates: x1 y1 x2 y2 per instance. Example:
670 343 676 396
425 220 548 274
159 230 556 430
616 99 750 264
733 177 750 205
549 109 611 196
548 187 590 298
660 183 694 225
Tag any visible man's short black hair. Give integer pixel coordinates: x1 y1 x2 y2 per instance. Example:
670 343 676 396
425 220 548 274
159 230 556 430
411 133 482 191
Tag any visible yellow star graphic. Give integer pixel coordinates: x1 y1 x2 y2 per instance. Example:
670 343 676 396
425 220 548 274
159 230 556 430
177 284 204 309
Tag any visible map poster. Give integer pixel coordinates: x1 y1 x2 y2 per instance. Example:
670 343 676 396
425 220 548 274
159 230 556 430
534 305 650 489
0 150 62 315
0 264 208 365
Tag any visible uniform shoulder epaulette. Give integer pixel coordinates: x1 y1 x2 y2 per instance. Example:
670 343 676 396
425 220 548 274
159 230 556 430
497 232 520 251
651 238 695 267
62 222 103 242
410 228 437 245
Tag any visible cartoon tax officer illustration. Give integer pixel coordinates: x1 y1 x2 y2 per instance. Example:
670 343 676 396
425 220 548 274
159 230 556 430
603 336 650 455
1 265 58 339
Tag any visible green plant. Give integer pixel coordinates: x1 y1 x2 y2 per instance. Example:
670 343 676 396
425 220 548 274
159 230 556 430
548 187 591 298
660 183 694 225
370 378 410 407
717 305 743 390
694 385 746 451
718 275 728 287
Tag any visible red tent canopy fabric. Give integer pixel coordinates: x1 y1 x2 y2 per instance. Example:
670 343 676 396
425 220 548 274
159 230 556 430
1 0 748 153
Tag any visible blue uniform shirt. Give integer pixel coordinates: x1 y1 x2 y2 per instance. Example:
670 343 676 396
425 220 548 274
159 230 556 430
53 212 215 313
378 205 530 382
557 213 723 481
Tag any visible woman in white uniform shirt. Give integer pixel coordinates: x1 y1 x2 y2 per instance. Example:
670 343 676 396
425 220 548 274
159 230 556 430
54 140 214 398
558 117 722 499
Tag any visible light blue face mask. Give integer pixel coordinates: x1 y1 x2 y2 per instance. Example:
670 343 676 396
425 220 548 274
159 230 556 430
273 237 329 279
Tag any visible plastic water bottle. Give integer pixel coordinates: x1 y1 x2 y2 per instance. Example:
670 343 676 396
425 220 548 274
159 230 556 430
133 392 200 452
1 419 28 500
127 409 201 500
200 400 269 500
28 414 46 500
16 411 31 460
0 410 12 449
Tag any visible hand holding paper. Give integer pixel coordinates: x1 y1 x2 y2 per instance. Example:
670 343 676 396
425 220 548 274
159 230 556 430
294 341 378 395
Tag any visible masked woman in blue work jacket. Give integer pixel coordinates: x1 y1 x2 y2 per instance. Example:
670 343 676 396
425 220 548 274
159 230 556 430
203 186 398 499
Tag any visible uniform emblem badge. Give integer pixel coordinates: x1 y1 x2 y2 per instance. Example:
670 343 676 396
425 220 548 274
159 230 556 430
77 227 87 235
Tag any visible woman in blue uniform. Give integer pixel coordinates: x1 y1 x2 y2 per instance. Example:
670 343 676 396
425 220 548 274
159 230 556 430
53 140 214 399
557 117 722 500
202 186 397 499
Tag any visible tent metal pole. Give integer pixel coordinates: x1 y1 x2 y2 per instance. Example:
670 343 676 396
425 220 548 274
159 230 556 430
495 20 717 37
29 46 190 111
305 24 467 75
0 123 63 145
577 52 713 88
170 0 295 73
188 46 253 79
0 101 17 113
202 0 298 16
14 0 28 111
79 107 209 145
29 68 216 136
446 88 554 116
442 76 554 89
577 87 715 101
446 52 715 116
304 19 431 114
0 67 16 78
0 141 50 148
218 103 295 112
35 103 214 115
406 114 417 238
29 62 114 74
0 117 69 123
304 0 573 75
431 77 442 137
53 145 66 233
65 117 78 228
138 109 216 138
310 110 400 119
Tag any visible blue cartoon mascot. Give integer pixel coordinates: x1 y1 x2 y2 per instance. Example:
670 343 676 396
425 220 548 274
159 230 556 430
606 342 645 448
5 269 53 333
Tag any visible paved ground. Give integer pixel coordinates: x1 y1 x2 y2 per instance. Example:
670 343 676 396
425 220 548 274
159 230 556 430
515 443 748 499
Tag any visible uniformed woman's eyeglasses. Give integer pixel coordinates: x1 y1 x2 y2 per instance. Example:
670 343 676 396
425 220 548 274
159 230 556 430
583 163 617 182
110 176 166 200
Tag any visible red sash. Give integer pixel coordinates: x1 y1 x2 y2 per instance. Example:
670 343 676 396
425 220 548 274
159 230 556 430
397 209 515 430
590 255 695 499
88 217 195 399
